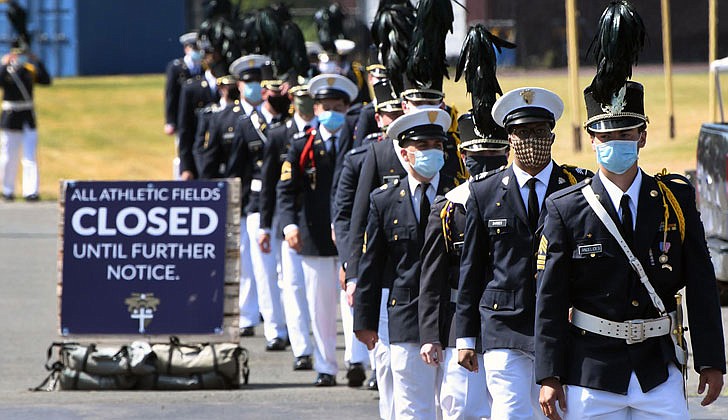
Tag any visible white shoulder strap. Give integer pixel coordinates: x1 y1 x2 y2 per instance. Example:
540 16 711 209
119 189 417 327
581 184 666 314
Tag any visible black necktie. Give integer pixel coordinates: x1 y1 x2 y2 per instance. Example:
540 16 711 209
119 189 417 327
328 136 337 162
620 194 634 248
527 178 539 233
419 183 431 236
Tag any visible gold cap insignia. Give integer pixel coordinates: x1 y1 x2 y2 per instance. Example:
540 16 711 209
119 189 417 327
520 89 534 104
327 77 336 87
248 59 256 67
428 111 438 123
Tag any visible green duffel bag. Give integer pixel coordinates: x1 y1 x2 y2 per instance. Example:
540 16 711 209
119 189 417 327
63 341 155 376
151 337 247 384
58 368 137 390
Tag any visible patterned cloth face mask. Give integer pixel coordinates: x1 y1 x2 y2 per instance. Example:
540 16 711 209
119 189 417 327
510 133 554 169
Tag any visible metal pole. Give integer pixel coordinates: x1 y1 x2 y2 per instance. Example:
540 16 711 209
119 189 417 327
661 0 675 138
566 0 581 152
709 0 718 122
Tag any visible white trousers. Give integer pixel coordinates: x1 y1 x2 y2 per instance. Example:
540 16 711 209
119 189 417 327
564 364 688 420
238 217 259 328
280 240 312 357
246 213 286 341
390 342 439 420
441 347 491 420
301 255 339 375
340 288 370 366
375 289 395 420
172 134 180 180
0 127 38 197
483 348 543 420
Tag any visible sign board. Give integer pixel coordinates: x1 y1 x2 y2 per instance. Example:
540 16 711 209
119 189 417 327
59 180 238 336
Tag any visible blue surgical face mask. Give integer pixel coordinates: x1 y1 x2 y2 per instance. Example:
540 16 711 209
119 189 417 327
243 82 262 104
594 140 638 174
14 55 27 66
410 148 445 178
318 110 345 132
189 50 203 64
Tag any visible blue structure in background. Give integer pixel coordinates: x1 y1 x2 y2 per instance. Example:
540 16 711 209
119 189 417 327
0 0 188 77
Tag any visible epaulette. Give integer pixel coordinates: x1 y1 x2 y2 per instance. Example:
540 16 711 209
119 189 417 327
292 131 308 141
549 178 590 201
560 164 592 177
655 171 692 187
471 165 507 182
348 145 368 156
362 132 382 142
378 177 400 191
202 105 216 114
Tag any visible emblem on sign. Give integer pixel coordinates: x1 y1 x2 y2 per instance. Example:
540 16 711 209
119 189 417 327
125 293 160 333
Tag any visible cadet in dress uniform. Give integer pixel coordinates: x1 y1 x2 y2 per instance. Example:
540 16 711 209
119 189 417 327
354 109 457 419
277 73 358 387
228 55 289 349
352 63 387 146
194 75 240 179
536 80 726 420
259 84 317 370
0 41 51 202
536 3 725 418
334 79 404 391
455 87 592 420
164 31 202 179
419 112 509 420
176 44 222 180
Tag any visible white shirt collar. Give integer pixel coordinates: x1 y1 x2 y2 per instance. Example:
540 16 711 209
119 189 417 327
259 105 277 124
318 124 336 141
240 99 257 117
204 70 217 93
294 113 315 133
407 171 440 197
599 169 642 216
512 160 554 188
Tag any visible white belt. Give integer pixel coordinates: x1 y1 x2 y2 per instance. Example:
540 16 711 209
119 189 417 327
2 100 33 111
571 308 673 344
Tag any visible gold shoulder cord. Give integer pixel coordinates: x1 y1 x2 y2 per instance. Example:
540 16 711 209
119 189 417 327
561 167 577 186
655 168 686 244
447 106 468 183
440 200 454 253
352 61 364 89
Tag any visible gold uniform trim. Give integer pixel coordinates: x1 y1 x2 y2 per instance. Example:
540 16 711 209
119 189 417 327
280 161 292 181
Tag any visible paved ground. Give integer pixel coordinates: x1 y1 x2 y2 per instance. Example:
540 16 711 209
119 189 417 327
1 201 727 419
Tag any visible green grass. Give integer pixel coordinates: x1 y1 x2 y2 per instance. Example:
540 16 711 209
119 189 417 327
23 67 718 200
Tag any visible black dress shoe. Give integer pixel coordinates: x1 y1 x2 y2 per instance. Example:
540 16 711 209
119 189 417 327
314 373 336 387
293 355 313 371
265 337 287 351
366 370 378 391
239 326 255 337
1 193 14 202
346 363 366 387
24 194 40 202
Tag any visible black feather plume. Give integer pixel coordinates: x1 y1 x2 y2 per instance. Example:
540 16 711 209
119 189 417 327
6 0 30 48
406 0 459 92
269 3 309 81
314 4 346 54
371 0 416 96
455 24 515 133
199 0 241 70
587 0 646 104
